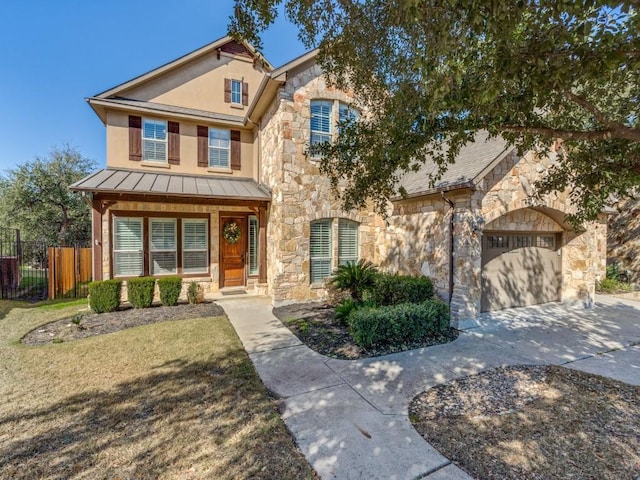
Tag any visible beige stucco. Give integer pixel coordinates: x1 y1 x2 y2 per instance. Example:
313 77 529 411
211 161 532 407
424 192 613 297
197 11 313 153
106 110 256 178
120 52 267 116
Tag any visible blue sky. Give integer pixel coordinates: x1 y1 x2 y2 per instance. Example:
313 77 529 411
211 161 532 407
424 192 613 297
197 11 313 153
0 0 306 172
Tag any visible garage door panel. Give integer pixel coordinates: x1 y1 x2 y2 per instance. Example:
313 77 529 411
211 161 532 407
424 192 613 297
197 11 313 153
481 233 561 312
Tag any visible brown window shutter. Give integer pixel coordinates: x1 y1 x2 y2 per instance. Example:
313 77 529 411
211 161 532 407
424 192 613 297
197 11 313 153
230 130 241 170
242 82 249 106
168 121 180 165
128 115 142 161
197 125 209 167
224 78 231 103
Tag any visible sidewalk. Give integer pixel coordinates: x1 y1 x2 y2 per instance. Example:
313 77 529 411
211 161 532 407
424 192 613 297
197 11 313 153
218 295 640 480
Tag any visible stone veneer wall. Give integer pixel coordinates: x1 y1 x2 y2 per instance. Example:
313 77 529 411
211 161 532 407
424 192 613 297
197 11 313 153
381 149 607 326
99 200 256 293
259 63 379 304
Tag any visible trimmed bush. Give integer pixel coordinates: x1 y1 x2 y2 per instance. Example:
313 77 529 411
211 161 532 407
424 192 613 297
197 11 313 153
370 273 435 306
127 277 156 308
89 279 122 313
349 299 449 349
157 276 182 306
187 281 204 305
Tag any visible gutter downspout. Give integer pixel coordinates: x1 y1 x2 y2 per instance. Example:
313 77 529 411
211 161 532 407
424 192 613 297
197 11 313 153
442 192 455 304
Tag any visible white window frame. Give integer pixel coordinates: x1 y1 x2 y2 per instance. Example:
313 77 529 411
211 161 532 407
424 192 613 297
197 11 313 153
113 217 144 277
142 118 168 163
248 215 259 276
310 100 333 148
209 127 231 169
149 218 177 276
231 79 242 105
182 219 209 275
310 219 333 284
338 102 360 133
338 219 359 265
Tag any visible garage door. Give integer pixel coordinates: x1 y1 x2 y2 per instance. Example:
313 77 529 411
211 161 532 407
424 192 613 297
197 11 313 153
481 232 561 312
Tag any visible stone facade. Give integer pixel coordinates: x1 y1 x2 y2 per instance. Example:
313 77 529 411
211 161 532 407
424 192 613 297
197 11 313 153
260 63 379 304
379 149 607 326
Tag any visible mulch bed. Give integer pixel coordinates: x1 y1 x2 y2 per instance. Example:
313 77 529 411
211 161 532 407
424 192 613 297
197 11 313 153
22 302 225 346
272 302 458 360
409 365 640 480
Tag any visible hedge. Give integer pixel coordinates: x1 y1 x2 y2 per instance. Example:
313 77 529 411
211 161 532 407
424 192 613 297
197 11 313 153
127 277 156 308
157 276 182 306
88 279 122 313
349 299 449 349
370 273 435 306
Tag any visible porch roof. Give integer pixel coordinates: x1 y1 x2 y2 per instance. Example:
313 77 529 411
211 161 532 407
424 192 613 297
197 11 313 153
70 168 271 202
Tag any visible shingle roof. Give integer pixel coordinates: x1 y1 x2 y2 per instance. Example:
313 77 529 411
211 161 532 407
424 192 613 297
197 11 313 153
88 97 245 125
398 132 514 198
70 168 271 201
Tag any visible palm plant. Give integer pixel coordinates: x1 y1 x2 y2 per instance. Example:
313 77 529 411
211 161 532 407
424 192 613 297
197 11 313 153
330 259 378 302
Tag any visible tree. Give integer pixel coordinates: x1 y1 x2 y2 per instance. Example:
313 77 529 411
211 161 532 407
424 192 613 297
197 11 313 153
0 145 95 245
231 0 640 223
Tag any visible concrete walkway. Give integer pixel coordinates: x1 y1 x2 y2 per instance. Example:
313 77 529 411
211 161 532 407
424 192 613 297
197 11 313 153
218 295 640 480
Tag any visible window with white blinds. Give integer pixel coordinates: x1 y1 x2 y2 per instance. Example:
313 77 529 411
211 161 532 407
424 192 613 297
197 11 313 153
338 219 359 265
142 119 167 162
310 100 333 147
149 219 177 275
338 102 360 134
113 217 143 277
209 128 230 168
248 216 259 276
231 79 242 105
183 219 208 274
310 219 332 283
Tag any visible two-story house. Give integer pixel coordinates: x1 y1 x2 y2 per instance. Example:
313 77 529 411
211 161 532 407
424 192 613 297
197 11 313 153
72 35 607 327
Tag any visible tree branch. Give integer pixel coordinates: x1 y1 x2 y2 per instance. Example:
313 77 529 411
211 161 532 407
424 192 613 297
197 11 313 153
562 90 618 129
500 125 640 142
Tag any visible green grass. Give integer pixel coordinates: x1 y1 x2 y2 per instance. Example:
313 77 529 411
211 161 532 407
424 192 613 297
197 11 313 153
0 300 316 479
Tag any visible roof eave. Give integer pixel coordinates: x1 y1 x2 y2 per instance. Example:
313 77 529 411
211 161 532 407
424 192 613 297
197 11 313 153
391 181 476 202
87 98 247 127
70 185 270 203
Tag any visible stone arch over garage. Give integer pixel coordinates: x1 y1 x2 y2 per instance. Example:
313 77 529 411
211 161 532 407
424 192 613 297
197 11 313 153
480 207 569 312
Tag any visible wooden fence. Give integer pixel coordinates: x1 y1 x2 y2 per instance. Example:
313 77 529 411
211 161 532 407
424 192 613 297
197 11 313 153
48 247 92 300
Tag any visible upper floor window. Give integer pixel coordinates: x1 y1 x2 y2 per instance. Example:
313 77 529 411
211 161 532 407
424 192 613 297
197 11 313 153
209 128 230 169
310 100 333 146
231 79 242 105
142 119 167 163
338 102 359 132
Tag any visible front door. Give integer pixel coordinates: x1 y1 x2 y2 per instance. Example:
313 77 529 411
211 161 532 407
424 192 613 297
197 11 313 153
220 216 247 288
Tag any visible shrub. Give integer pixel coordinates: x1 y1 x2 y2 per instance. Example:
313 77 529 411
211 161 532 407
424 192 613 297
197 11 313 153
187 281 204 305
330 259 379 302
157 276 182 306
335 298 357 325
127 277 156 308
371 273 435 306
596 278 633 293
349 299 449 349
88 279 122 313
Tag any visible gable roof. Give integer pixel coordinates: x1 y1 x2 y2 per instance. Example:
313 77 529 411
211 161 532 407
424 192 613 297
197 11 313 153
94 36 273 100
397 132 515 199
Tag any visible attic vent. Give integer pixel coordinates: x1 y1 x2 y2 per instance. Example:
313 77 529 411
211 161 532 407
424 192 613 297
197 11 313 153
220 41 252 58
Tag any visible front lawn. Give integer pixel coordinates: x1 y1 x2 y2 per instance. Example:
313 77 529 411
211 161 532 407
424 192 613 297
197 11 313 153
0 300 316 479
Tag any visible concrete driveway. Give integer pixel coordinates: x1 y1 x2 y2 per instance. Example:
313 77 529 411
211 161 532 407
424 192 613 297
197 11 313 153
220 295 640 480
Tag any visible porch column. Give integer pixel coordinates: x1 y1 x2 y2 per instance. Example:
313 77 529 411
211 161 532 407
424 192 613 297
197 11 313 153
91 198 103 281
258 206 267 284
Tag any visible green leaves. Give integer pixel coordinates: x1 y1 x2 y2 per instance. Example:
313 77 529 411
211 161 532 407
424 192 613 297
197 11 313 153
233 0 640 223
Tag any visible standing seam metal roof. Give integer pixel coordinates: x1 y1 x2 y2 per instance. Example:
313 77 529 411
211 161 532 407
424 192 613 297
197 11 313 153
70 168 271 201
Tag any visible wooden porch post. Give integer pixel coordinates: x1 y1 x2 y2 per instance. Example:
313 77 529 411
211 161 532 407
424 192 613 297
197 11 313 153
258 206 267 284
92 198 103 281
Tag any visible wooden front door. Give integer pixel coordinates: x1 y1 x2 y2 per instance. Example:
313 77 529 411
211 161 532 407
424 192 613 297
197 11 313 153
220 216 247 288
